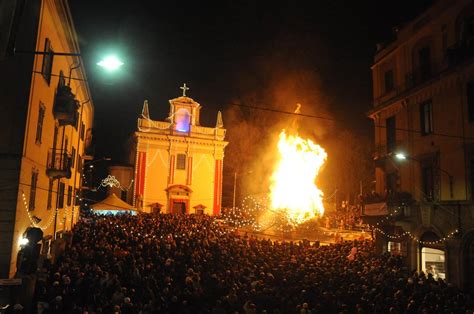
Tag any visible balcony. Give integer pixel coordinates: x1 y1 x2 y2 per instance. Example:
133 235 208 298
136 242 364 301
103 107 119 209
53 85 79 126
46 149 72 179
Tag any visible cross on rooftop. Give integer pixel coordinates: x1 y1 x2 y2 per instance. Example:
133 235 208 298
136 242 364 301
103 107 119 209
180 83 189 97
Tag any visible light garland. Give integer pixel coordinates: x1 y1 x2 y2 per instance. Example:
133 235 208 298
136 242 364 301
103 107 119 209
96 175 133 191
222 194 458 246
21 191 57 231
372 226 459 245
365 207 459 245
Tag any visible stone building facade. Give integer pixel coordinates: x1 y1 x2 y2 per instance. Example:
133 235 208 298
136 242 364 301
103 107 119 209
368 0 474 291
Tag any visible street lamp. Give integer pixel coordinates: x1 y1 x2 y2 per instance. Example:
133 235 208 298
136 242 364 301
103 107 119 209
393 152 453 198
97 55 124 71
233 171 253 211
394 153 407 160
82 157 112 189
15 49 124 73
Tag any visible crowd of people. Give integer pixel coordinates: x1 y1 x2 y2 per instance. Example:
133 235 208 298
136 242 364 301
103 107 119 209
34 213 473 313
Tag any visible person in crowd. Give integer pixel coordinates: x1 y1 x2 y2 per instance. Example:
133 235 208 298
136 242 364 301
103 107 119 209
35 213 473 313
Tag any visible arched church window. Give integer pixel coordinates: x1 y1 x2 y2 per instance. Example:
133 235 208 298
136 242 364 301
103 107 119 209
175 108 190 132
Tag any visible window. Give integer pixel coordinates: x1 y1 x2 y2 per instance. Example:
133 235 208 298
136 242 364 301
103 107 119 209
80 122 85 141
58 182 65 208
418 45 431 82
67 185 72 206
35 102 45 144
420 100 433 135
441 24 448 54
47 179 53 209
384 70 394 93
387 241 407 256
422 166 434 201
175 108 191 132
77 155 82 173
41 38 54 85
29 170 38 211
467 80 474 122
386 116 396 153
177 154 186 170
386 172 397 195
71 147 76 168
463 16 474 45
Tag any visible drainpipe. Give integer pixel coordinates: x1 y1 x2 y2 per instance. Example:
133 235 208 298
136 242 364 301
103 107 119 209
71 98 90 229
53 125 66 240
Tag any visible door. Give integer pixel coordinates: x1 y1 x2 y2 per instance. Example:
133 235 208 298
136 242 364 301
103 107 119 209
172 201 186 215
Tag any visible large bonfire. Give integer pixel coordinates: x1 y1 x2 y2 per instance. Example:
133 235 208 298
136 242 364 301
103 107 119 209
269 130 327 225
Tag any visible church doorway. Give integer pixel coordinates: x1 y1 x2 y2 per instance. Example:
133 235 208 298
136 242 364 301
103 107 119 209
166 185 192 215
172 201 186 215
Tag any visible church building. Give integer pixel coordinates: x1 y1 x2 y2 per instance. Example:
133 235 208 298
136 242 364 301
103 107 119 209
131 85 228 215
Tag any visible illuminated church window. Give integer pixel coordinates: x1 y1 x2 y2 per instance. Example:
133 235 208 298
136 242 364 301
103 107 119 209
175 108 190 132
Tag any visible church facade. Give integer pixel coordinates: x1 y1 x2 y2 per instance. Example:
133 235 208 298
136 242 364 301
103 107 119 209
131 88 227 215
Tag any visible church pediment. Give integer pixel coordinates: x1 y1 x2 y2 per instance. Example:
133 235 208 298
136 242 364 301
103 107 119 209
169 96 201 108
165 184 193 193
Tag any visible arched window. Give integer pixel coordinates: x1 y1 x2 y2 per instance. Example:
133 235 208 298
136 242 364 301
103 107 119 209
175 108 190 132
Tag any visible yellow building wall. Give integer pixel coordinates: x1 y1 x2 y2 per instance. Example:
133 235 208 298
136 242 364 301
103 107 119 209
143 147 169 209
136 137 225 215
190 153 216 214
9 0 93 276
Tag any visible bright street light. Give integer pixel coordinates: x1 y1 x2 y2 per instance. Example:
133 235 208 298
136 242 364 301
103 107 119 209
97 56 124 71
395 153 407 160
392 151 454 198
19 237 29 246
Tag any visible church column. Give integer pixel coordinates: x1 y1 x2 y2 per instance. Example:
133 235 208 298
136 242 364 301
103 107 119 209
168 154 175 185
134 151 147 207
213 159 223 215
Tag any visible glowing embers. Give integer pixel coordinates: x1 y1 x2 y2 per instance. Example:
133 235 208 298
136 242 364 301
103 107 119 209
269 130 327 225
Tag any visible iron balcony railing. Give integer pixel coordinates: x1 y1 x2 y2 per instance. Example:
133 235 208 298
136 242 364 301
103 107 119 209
46 149 72 179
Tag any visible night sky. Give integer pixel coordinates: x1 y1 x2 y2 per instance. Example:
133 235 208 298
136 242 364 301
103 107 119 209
69 0 435 163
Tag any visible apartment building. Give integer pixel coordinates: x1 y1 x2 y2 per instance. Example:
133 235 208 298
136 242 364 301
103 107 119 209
0 0 93 277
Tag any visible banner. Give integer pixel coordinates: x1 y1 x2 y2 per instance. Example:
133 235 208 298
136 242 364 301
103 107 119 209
363 202 388 216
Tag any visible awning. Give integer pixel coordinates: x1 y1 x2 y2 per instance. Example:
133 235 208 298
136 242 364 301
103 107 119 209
90 193 135 211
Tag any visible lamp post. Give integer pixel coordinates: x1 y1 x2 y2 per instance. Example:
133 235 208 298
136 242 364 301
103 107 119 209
82 157 112 190
84 157 112 167
232 171 253 212
393 152 454 199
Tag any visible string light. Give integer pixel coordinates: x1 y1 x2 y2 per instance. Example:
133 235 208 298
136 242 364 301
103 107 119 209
222 193 458 246
21 191 57 231
96 175 134 192
371 226 459 245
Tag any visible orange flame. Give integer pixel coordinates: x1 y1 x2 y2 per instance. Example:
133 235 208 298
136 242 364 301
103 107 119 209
269 130 327 224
